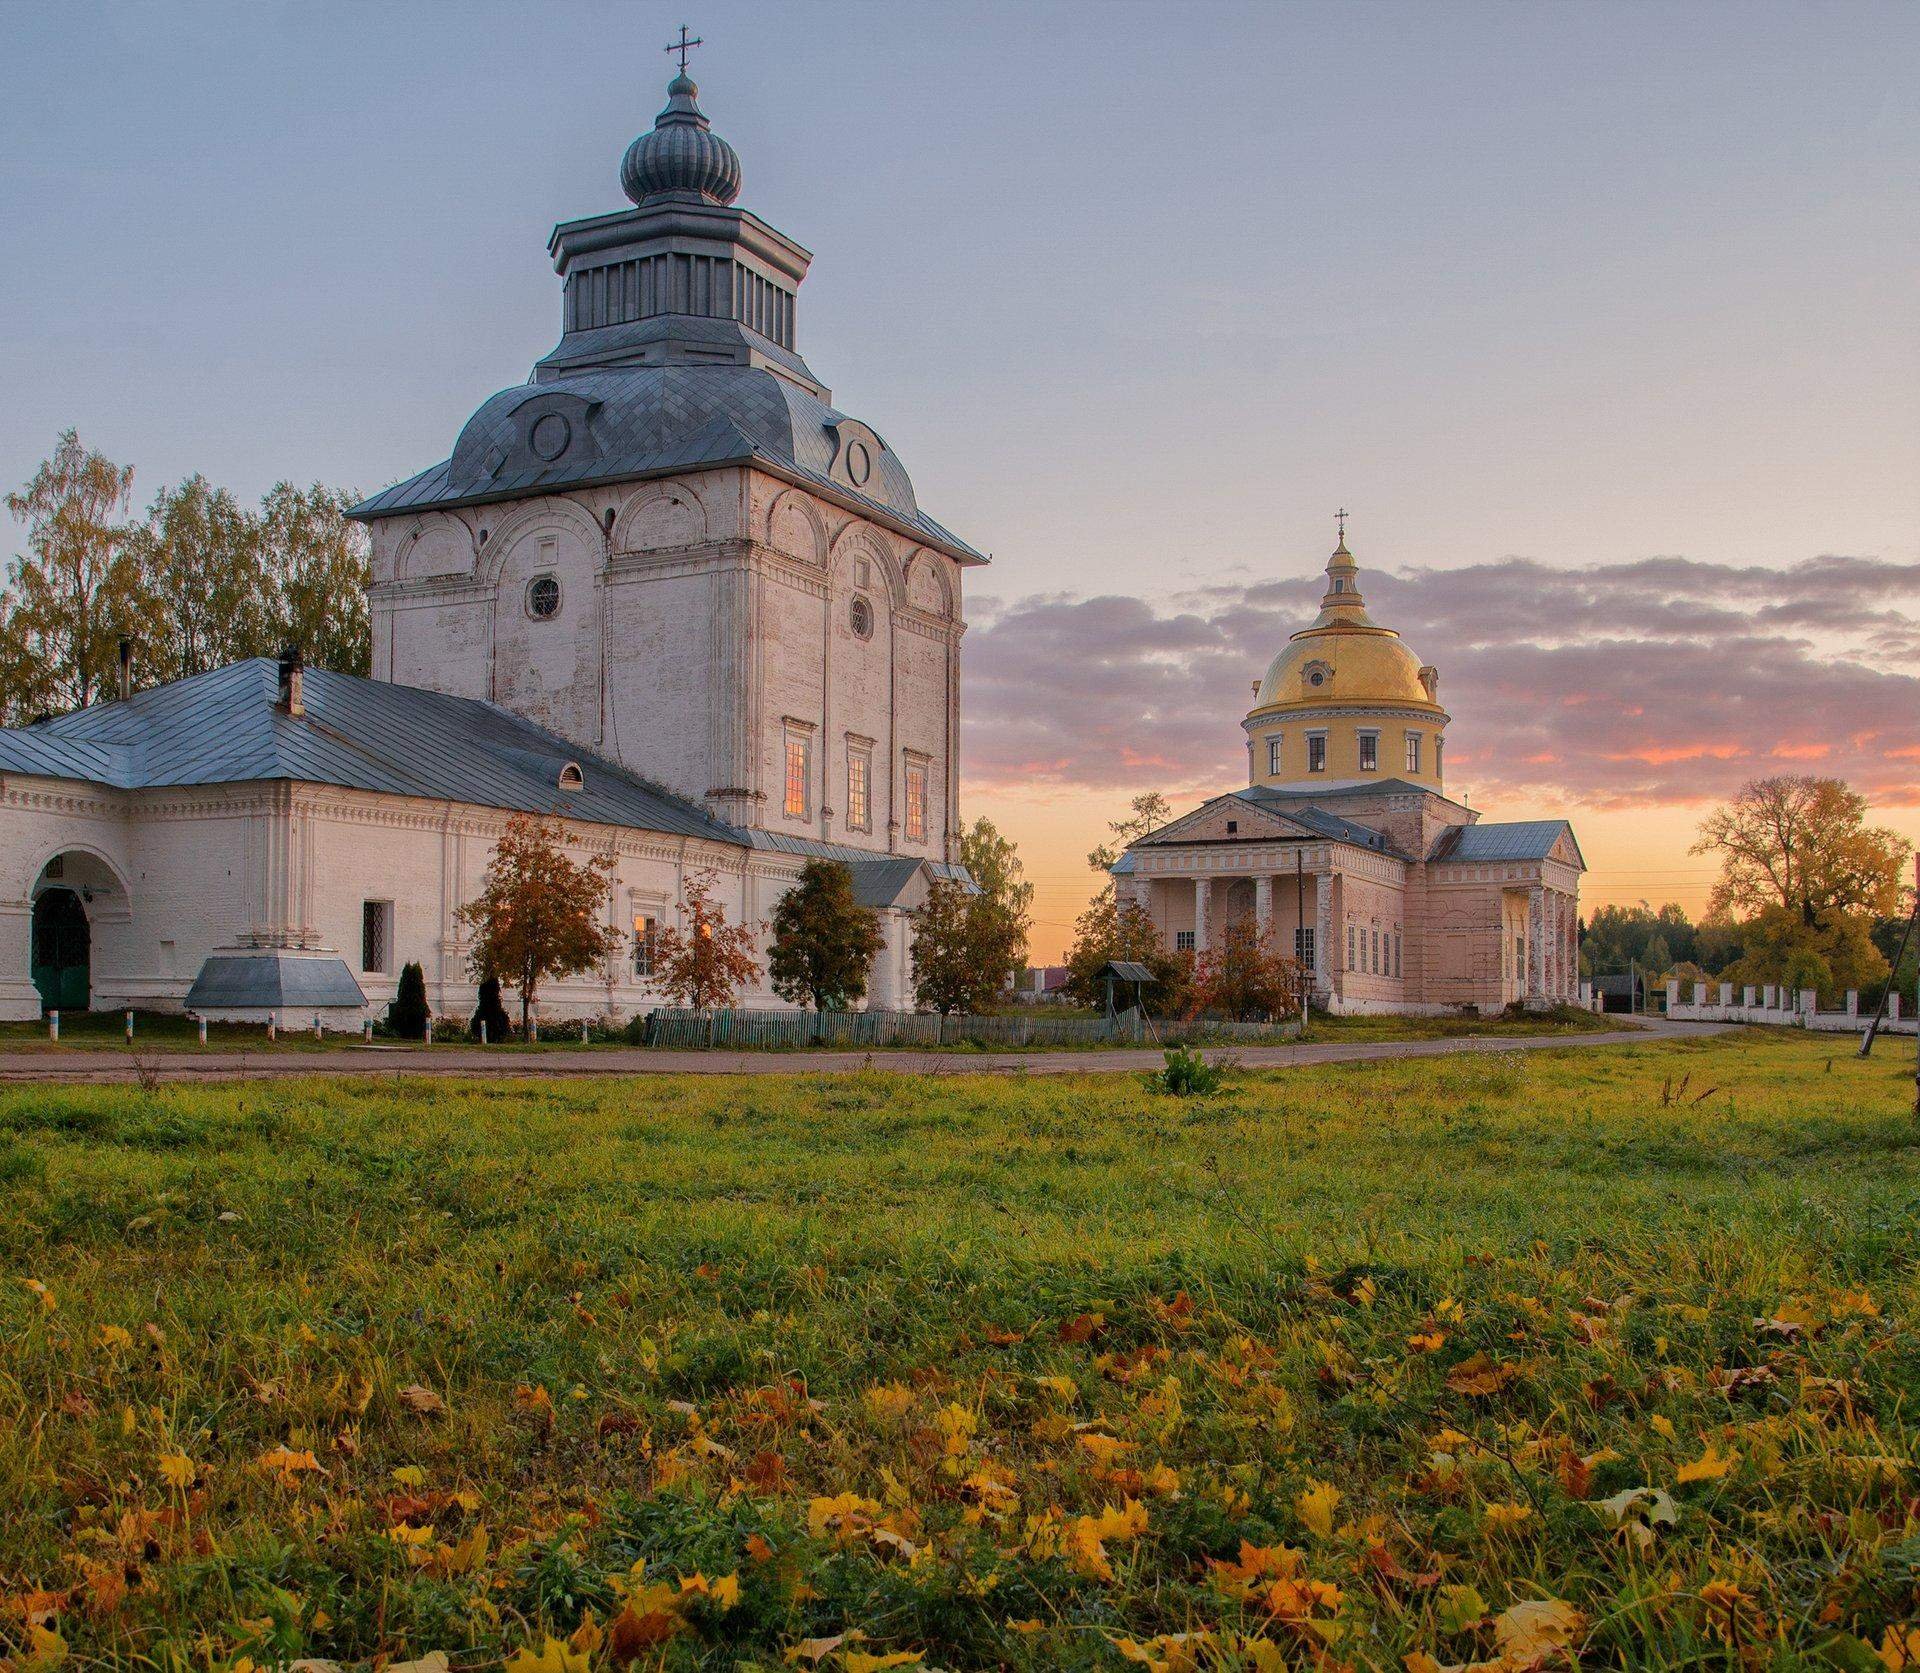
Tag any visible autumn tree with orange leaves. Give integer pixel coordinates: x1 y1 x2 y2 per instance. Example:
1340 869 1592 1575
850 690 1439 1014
653 871 760 1010
459 813 618 1036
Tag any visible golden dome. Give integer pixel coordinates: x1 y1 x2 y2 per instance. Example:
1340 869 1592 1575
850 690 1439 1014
1253 627 1433 710
1248 529 1442 716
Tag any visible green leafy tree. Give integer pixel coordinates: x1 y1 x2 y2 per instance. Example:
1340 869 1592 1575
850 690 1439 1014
126 474 269 683
1 430 140 717
1694 776 1910 927
1720 903 1886 1000
910 877 1003 1015
957 817 1033 989
652 871 760 1010
1063 893 1188 1015
1186 919 1304 1021
259 482 371 676
767 860 884 1011
458 813 619 1035
1086 791 1174 883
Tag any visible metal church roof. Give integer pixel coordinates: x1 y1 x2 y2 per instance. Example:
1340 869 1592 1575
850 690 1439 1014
1430 819 1584 866
349 364 984 564
0 660 741 843
0 660 987 882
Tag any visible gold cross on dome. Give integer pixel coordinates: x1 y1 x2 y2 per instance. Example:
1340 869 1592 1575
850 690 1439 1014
1335 507 1349 541
664 24 703 72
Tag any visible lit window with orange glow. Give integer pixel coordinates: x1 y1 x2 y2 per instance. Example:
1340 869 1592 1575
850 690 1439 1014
784 730 811 820
904 757 928 842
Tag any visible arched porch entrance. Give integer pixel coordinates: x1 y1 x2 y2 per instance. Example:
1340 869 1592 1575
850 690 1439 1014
31 888 89 1012
26 850 128 1014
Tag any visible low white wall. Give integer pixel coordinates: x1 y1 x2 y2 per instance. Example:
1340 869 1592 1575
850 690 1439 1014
1665 979 1918 1036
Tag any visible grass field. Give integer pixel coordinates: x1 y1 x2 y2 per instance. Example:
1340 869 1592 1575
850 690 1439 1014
1 1031 1915 1670
0 1004 1621 1054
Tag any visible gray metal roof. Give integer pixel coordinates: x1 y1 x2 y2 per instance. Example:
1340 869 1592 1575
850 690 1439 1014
0 659 740 842
1096 960 1157 983
349 363 983 564
1237 790 1400 854
186 953 366 1011
0 661 991 883
1430 820 1584 866
844 857 930 909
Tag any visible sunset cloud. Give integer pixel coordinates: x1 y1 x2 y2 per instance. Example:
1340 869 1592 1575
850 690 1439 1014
961 554 1920 810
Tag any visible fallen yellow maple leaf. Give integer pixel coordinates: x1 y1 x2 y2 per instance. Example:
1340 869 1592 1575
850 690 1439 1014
1677 1442 1738 1484
1296 1480 1341 1539
501 1636 590 1673
156 1451 196 1489
1494 1598 1585 1659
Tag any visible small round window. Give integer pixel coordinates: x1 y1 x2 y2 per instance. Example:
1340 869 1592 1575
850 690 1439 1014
1308 669 1325 687
527 575 561 620
849 594 874 640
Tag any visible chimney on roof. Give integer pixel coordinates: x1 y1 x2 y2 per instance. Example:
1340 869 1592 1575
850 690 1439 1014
117 636 133 702
276 644 305 717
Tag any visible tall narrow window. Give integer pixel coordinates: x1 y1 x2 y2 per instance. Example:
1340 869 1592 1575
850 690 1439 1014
1358 732 1378 772
1308 733 1327 773
361 900 393 974
1405 732 1422 774
904 757 928 842
1393 929 1402 978
784 730 811 820
1294 925 1314 968
1372 928 1381 973
846 747 871 831
1267 736 1282 776
633 914 659 978
1346 922 1355 970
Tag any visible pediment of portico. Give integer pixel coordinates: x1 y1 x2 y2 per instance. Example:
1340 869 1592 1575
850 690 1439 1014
1134 793 1320 848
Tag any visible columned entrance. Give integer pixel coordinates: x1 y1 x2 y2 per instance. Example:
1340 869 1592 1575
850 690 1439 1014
31 888 89 1012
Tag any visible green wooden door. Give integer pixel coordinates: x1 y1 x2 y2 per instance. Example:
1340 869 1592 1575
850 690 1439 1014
30 888 89 1013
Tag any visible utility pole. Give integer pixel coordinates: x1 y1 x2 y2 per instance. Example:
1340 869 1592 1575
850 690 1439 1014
1860 854 1918 1079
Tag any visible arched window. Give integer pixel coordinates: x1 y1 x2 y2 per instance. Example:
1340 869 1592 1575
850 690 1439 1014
558 762 584 791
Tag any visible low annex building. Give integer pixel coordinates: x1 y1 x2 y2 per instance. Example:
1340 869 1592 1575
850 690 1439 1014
0 66 978 1024
1114 525 1583 1014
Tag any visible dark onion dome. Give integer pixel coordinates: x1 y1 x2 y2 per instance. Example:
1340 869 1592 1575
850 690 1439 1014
620 73 742 206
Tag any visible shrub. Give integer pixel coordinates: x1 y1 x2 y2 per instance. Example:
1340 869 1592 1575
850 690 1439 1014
386 962 429 1040
470 976 512 1042
1149 1043 1226 1097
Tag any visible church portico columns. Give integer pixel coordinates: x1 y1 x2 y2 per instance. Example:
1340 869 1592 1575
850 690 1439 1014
1526 884 1547 1009
1193 878 1212 955
1313 872 1333 1002
1254 874 1274 943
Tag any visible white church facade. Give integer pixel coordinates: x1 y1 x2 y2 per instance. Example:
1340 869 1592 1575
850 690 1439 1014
0 68 979 1025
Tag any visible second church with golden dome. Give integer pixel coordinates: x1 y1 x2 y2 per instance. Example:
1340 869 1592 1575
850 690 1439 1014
1114 521 1584 1014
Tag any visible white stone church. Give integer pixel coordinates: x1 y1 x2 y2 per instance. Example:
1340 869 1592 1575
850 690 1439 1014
0 69 978 1024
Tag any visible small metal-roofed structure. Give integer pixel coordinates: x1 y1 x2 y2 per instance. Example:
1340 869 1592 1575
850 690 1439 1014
1092 959 1158 1018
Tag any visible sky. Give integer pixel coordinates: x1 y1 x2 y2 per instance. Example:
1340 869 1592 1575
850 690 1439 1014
3 1 1917 960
